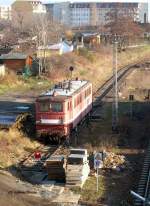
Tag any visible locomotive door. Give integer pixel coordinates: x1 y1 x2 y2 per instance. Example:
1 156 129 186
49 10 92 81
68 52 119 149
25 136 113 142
65 100 73 124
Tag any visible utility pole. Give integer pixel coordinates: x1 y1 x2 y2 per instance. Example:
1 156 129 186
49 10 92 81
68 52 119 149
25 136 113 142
38 32 42 76
43 30 47 73
112 40 119 131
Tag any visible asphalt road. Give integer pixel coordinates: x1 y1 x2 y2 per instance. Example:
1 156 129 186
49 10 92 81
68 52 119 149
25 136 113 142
0 97 35 126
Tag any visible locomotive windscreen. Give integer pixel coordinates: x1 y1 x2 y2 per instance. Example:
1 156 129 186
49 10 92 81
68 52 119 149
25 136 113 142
39 101 63 112
50 102 62 112
39 101 49 112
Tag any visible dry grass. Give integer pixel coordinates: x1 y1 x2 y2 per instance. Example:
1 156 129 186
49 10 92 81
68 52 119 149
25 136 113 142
0 45 150 95
0 71 51 95
48 45 150 93
79 123 119 154
0 71 23 94
0 128 39 168
72 175 106 204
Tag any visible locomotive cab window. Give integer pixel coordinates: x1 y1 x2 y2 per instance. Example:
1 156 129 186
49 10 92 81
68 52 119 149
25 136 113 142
50 102 63 112
39 102 49 112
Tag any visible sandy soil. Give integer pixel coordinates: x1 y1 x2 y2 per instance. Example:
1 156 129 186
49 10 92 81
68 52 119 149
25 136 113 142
0 171 51 206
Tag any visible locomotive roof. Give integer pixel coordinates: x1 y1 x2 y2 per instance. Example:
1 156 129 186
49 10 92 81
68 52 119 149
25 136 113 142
38 80 90 100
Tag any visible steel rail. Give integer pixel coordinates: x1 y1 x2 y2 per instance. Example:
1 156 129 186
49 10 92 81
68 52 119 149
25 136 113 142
144 169 150 206
134 146 150 206
93 58 148 103
18 145 59 173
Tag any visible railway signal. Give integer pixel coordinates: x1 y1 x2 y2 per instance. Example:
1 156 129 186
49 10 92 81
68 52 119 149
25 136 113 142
112 40 119 131
34 151 41 161
69 66 74 79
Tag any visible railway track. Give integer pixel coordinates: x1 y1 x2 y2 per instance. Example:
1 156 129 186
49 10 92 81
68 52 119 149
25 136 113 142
0 59 148 128
91 59 149 119
1 58 149 178
93 59 148 104
134 145 150 206
19 145 58 173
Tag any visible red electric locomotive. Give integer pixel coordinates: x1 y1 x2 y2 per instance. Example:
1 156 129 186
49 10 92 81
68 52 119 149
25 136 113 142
35 79 92 142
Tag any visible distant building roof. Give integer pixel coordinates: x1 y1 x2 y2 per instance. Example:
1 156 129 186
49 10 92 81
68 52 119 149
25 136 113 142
38 41 73 54
0 53 28 60
75 32 99 38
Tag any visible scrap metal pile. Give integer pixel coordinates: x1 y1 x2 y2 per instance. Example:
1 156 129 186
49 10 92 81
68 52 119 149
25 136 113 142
103 152 129 170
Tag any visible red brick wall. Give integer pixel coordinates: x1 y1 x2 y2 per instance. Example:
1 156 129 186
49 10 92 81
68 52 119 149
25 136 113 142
4 59 26 71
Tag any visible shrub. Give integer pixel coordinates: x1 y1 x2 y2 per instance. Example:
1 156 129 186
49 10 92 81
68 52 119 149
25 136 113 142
77 48 95 62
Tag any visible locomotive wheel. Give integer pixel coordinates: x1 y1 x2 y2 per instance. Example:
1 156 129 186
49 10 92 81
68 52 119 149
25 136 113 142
69 128 78 146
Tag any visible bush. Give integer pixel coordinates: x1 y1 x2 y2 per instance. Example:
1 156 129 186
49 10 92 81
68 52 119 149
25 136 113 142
77 48 94 63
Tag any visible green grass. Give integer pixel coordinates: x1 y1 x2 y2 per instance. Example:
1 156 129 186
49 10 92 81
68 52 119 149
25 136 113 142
0 84 10 95
17 77 51 92
77 48 95 62
72 175 106 204
79 70 87 76
0 76 52 95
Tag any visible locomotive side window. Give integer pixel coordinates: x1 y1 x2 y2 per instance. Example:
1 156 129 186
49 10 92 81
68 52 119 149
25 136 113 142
51 102 62 112
84 87 91 99
68 101 72 110
77 95 80 105
79 94 82 103
68 102 69 110
74 98 77 108
70 102 72 110
39 102 49 112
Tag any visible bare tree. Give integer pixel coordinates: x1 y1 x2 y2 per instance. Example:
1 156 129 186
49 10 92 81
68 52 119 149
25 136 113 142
29 13 67 45
28 13 68 73
105 3 143 42
0 19 18 46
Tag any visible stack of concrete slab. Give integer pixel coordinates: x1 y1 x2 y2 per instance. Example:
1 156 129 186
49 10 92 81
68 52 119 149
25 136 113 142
66 149 90 188
45 155 66 182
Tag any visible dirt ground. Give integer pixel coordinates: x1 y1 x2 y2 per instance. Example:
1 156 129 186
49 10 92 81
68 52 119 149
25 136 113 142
0 171 50 206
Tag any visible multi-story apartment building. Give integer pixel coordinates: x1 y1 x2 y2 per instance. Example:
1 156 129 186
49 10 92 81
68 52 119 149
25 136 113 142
53 2 70 25
69 3 91 27
0 5 11 20
138 2 149 23
44 1 149 28
0 0 149 27
11 0 46 16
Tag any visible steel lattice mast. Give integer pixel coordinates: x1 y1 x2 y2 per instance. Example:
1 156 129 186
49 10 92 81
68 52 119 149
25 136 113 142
112 40 119 131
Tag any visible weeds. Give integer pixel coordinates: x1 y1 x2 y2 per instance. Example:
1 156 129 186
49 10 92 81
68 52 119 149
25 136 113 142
0 72 51 95
77 48 95 63
73 176 106 204
0 128 39 168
